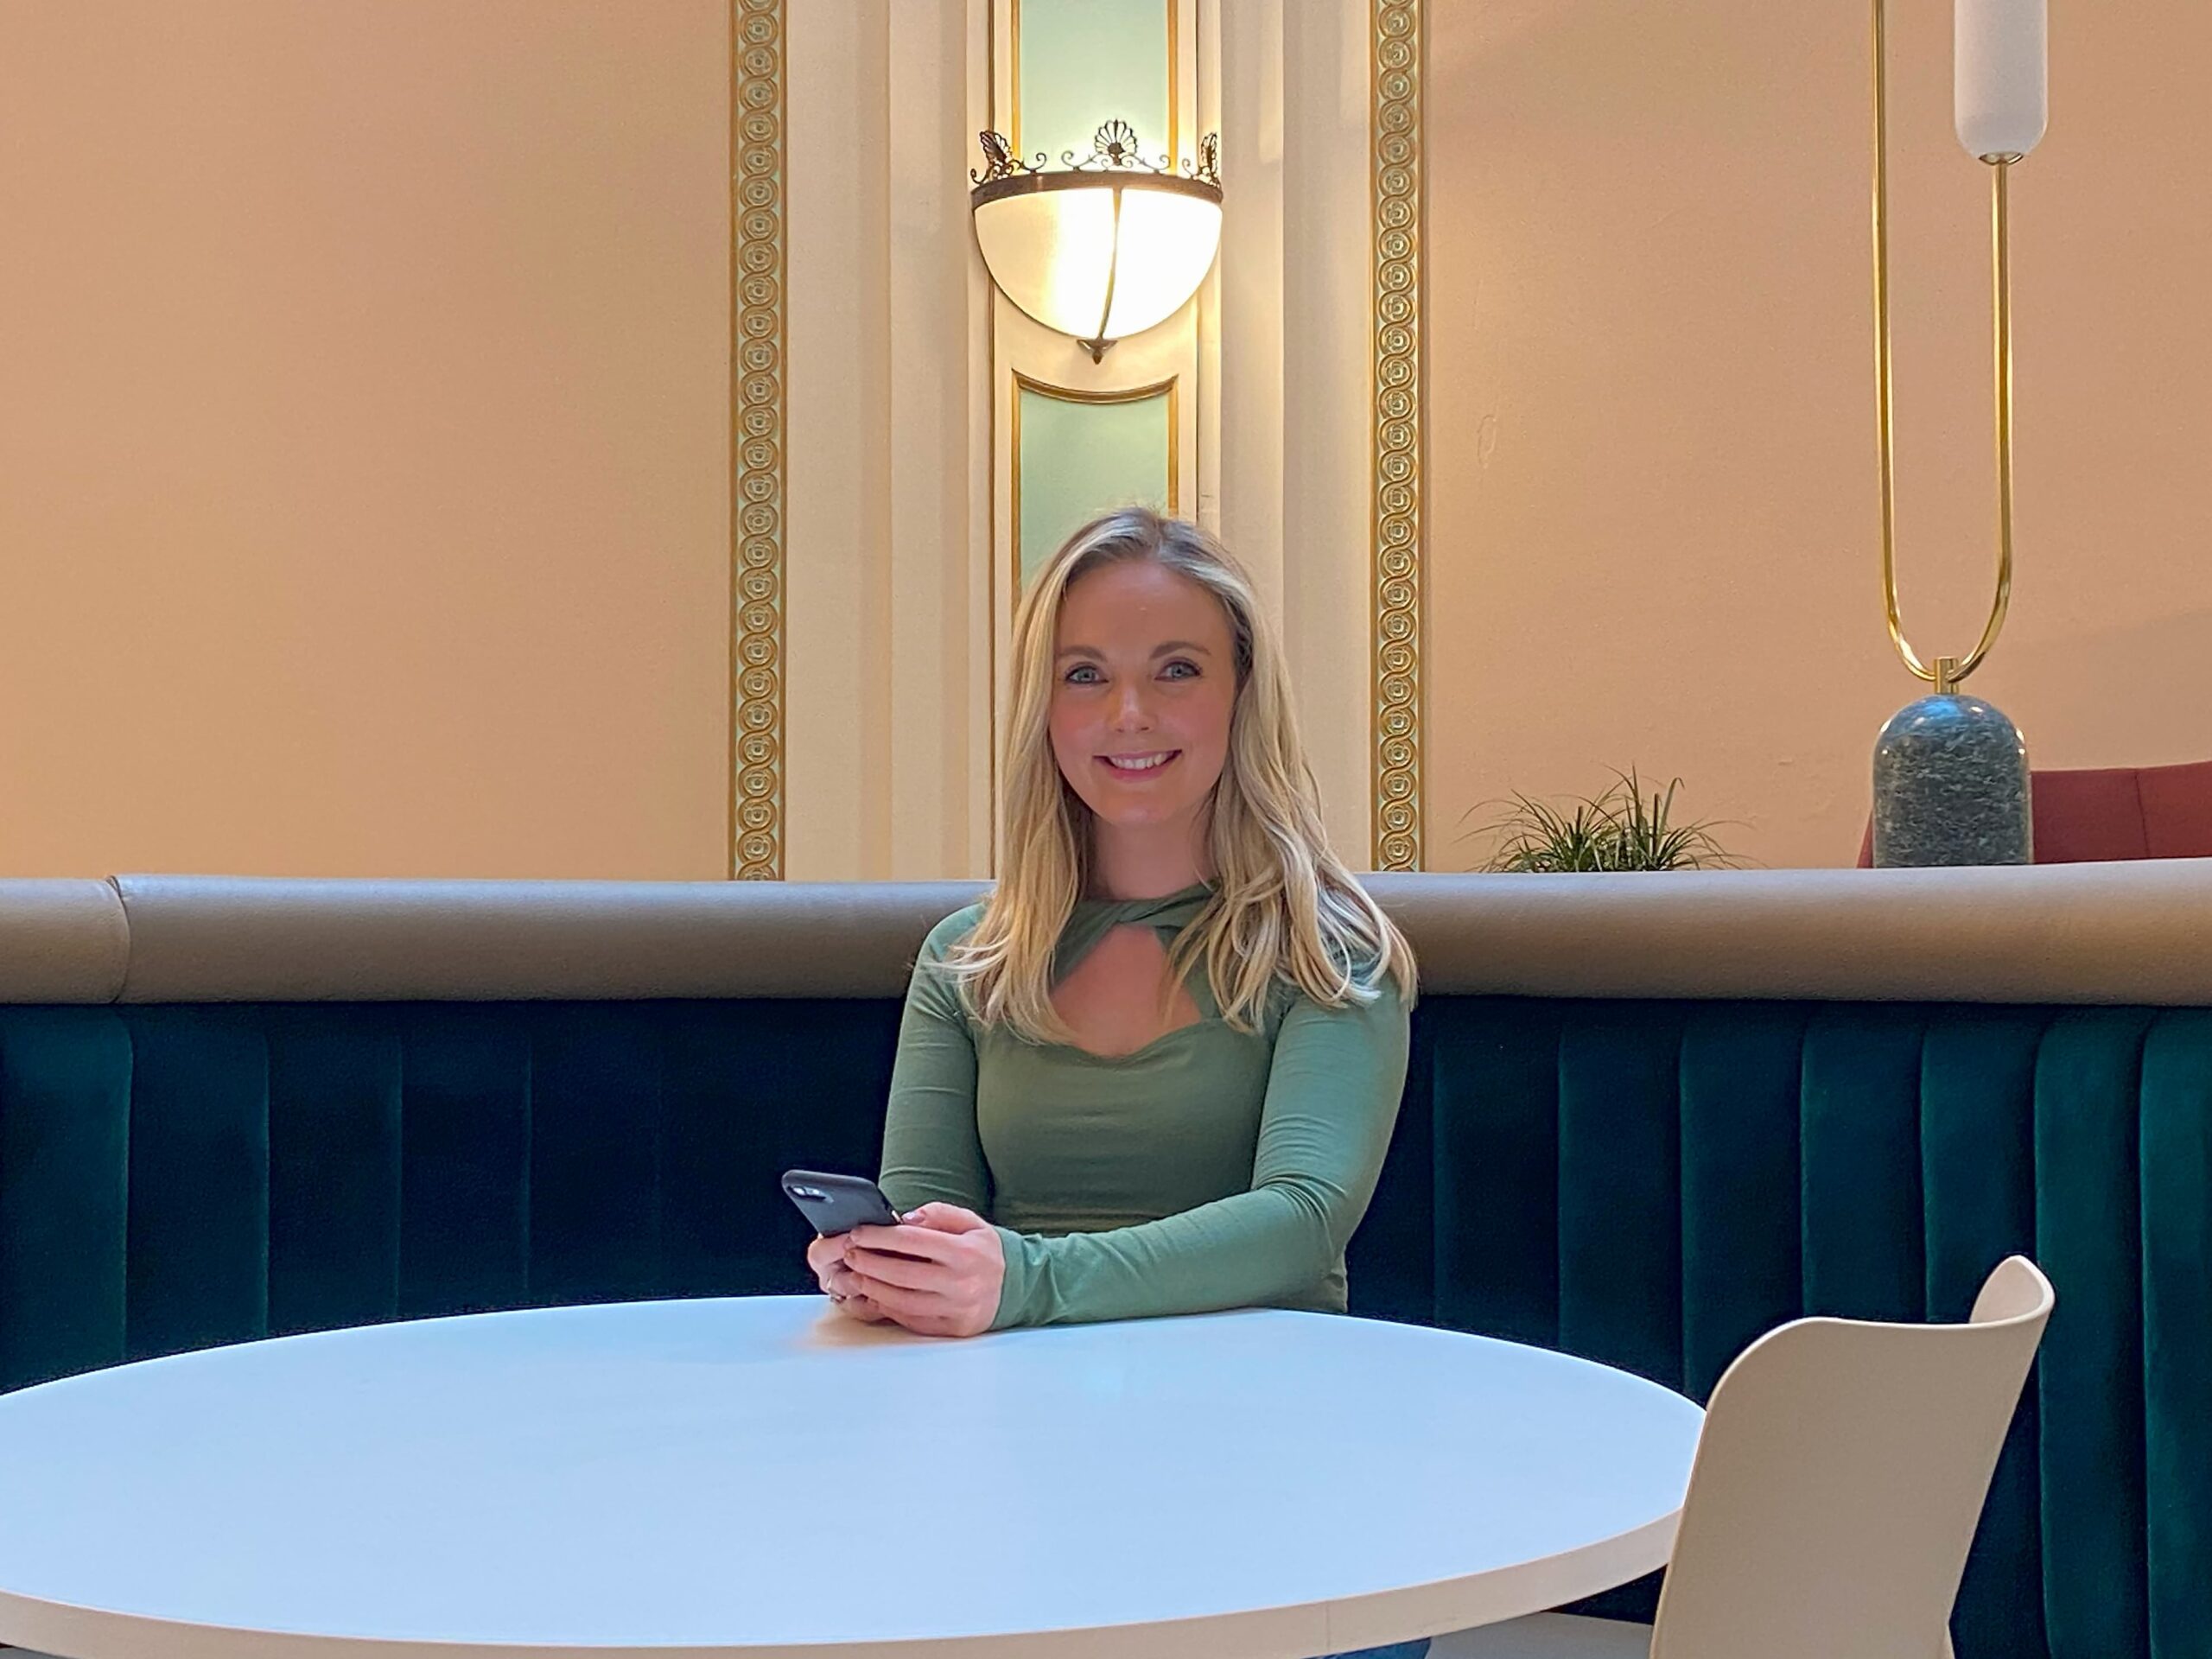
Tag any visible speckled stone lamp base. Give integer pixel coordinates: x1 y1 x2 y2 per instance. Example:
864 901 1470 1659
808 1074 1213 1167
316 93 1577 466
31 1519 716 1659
1872 692 2032 867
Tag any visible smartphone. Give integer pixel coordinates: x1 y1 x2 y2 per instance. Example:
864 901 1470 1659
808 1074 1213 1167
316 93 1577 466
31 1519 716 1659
780 1169 903 1237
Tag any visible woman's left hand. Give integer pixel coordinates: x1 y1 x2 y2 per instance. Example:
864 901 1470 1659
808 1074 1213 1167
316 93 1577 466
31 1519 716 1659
840 1204 1005 1338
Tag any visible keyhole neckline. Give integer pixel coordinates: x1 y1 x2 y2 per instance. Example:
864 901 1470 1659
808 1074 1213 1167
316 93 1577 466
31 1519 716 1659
1072 880 1214 930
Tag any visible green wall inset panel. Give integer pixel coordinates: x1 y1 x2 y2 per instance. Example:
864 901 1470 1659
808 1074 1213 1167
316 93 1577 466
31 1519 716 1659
1015 0 1173 167
1015 379 1174 594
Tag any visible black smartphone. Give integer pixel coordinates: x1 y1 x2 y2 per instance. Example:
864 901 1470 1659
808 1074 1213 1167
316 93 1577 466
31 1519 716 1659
780 1169 903 1237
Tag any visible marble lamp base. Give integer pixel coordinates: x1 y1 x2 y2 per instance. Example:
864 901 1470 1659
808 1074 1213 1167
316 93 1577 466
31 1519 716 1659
1872 691 2032 868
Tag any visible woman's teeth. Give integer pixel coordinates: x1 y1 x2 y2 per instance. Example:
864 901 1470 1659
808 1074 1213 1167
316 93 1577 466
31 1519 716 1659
1104 752 1177 772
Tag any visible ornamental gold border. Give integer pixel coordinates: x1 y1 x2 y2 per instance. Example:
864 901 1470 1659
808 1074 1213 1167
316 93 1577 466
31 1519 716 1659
1370 0 1422 872
730 0 785 880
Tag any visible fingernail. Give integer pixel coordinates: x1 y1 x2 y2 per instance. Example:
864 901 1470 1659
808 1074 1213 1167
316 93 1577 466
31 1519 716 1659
901 1210 921 1223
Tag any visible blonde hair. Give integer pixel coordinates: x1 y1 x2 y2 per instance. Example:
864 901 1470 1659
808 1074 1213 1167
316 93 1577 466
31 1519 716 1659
944 507 1415 1042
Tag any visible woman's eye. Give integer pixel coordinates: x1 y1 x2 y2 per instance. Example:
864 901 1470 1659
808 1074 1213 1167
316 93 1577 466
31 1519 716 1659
1063 660 1197 684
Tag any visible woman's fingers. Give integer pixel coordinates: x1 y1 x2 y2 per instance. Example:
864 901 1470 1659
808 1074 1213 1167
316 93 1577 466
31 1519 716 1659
817 1212 997 1340
845 1276 968 1338
827 1287 890 1324
805 1233 846 1293
838 1293 893 1325
844 1223 954 1261
830 1273 900 1324
902 1203 992 1235
844 1246 950 1293
832 1263 936 1326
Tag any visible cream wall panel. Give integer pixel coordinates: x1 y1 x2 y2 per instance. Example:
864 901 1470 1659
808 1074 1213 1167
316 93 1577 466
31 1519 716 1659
787 0 892 881
788 0 1386 881
886 0 994 880
1217 2 1375 868
786 0 992 881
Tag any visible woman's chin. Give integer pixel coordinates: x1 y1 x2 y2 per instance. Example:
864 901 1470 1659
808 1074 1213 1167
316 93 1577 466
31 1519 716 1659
1060 753 1222 832
1079 795 1196 831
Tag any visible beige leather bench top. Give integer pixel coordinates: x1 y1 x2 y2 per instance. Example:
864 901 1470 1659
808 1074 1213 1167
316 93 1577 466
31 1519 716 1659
0 861 2205 1005
0 880 130 1003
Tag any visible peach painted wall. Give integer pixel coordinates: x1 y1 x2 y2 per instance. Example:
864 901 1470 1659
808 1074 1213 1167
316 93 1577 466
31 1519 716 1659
1428 1 2212 870
0 0 729 878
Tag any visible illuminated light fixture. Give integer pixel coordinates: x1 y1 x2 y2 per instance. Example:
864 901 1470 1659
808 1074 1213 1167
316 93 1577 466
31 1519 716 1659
969 120 1223 363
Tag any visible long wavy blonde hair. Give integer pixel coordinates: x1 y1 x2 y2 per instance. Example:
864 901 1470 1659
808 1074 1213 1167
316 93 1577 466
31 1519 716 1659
944 507 1415 1042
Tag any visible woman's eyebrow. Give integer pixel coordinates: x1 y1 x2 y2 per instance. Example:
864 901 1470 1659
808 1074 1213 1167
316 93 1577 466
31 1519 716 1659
1053 640 1215 660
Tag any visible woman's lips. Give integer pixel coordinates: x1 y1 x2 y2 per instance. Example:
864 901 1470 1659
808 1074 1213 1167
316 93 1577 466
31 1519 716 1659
1097 749 1182 778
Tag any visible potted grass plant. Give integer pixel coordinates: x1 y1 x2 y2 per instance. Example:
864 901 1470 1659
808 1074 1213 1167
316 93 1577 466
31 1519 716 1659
1460 770 1742 873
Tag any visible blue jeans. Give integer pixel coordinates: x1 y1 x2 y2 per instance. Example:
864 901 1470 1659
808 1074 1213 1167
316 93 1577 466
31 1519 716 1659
1326 1643 1431 1659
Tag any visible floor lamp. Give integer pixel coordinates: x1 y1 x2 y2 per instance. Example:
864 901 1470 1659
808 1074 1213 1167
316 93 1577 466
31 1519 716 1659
1868 0 2047 867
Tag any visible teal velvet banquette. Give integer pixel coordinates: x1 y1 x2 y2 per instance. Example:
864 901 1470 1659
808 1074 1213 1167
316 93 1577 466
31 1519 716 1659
2 861 2208 1659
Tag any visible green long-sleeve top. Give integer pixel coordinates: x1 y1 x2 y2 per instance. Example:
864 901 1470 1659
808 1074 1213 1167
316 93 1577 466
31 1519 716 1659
877 883 1412 1330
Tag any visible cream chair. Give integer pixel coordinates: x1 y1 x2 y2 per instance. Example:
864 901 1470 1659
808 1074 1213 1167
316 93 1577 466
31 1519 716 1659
1437 1255 2054 1659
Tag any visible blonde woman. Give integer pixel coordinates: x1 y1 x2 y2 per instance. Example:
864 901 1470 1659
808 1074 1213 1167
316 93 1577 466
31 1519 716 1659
805 508 1425 1657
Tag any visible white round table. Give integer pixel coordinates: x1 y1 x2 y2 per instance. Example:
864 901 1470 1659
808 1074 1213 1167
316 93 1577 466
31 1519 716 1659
0 1297 1701 1659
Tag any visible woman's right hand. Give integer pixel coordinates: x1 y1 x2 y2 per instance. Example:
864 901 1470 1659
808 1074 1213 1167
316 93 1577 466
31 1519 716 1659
806 1231 891 1323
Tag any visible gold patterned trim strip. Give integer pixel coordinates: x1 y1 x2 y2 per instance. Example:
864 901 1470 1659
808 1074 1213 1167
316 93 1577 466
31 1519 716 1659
731 0 785 880
1371 0 1422 872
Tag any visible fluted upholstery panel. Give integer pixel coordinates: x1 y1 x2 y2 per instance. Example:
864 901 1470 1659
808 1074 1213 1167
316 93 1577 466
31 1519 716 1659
3 994 2204 1659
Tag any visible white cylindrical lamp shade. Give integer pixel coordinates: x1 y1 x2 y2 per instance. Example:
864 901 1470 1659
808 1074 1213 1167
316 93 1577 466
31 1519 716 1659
1956 0 2047 160
973 178 1223 346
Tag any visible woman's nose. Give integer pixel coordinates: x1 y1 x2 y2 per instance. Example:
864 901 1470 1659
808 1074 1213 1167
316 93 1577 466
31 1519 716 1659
1110 683 1154 728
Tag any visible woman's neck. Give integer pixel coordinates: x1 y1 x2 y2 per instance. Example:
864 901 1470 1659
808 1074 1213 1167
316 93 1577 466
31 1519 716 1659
1088 814 1212 901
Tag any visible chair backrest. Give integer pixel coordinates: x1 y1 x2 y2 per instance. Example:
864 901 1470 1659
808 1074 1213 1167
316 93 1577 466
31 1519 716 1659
1649 1255 2055 1659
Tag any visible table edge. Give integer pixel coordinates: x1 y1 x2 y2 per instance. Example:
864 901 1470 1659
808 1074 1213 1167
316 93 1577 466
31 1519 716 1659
0 1506 1682 1659
0 1300 1698 1659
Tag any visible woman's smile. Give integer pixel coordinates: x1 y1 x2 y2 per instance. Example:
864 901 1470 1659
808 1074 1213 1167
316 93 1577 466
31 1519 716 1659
1099 748 1183 777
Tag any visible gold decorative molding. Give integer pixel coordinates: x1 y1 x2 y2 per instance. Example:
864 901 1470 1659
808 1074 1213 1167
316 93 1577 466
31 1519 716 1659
1169 0 1180 164
730 0 785 880
1371 0 1422 872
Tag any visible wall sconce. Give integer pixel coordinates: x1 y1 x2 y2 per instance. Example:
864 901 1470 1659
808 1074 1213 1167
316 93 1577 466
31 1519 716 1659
969 120 1223 363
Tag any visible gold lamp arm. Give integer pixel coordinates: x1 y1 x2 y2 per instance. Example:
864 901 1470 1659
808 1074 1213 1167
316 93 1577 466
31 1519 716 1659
1872 0 2018 696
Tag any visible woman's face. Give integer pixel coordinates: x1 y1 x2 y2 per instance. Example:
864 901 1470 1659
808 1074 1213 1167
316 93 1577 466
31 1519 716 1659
1049 558 1238 836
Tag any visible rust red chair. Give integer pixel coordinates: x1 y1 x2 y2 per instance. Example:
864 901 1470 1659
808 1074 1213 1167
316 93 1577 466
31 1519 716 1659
1859 758 2212 865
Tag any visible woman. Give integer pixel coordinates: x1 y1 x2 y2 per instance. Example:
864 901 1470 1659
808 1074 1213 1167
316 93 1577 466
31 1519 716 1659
806 508 1425 1659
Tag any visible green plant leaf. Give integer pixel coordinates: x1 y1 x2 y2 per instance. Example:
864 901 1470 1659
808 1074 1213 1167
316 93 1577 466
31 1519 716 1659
1459 768 1742 874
